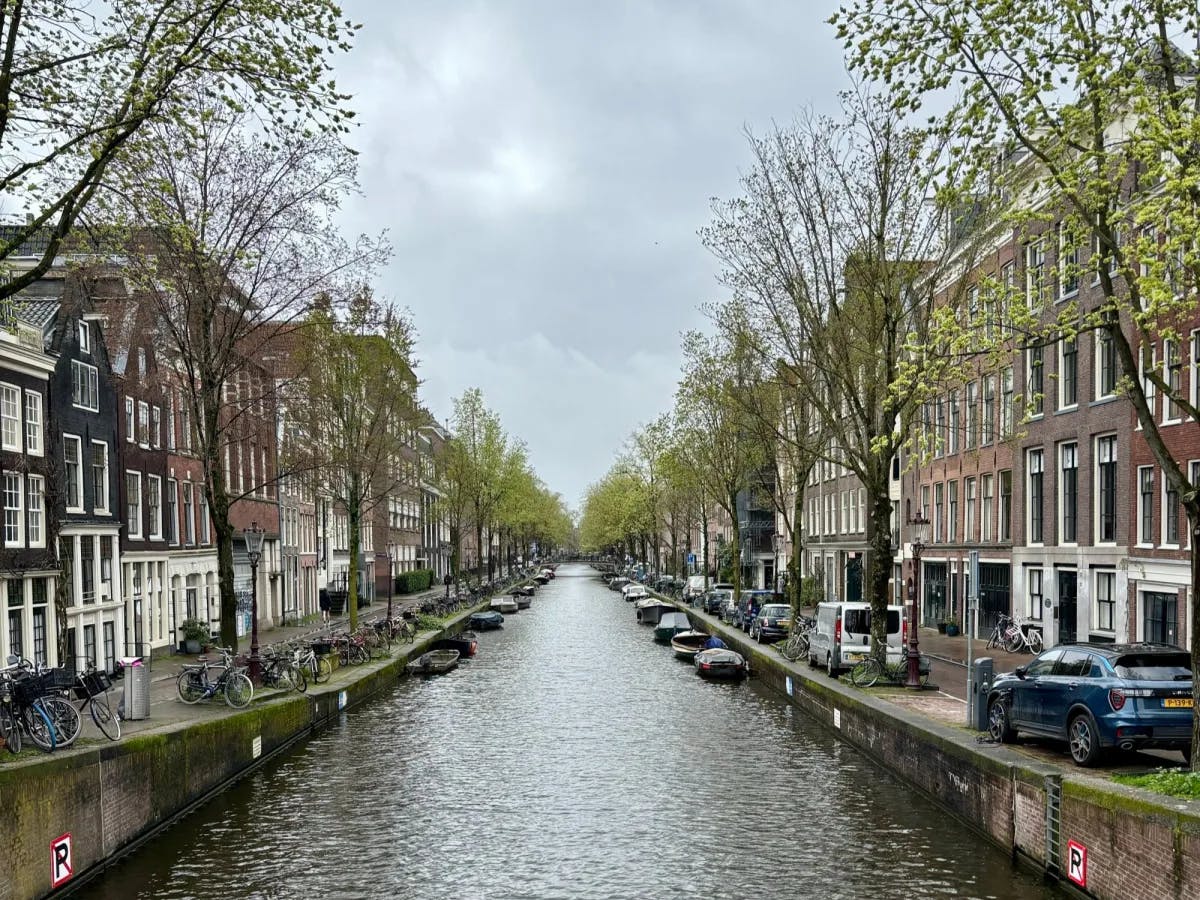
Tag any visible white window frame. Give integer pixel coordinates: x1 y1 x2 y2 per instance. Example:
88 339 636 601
1027 448 1044 546
981 473 994 543
152 405 161 449
137 401 150 447
23 390 41 456
1093 571 1116 634
27 474 44 548
1095 435 1117 545
63 434 83 512
1059 442 1078 545
78 320 90 354
0 383 19 452
1164 338 1183 424
3 472 22 547
182 481 195 545
948 391 959 454
1000 367 1014 437
1028 567 1043 621
1058 223 1080 300
125 396 134 442
1025 238 1045 307
1162 473 1181 548
965 476 977 543
126 471 142 539
71 360 99 412
147 474 162 540
1138 466 1154 547
91 440 109 514
1058 336 1078 410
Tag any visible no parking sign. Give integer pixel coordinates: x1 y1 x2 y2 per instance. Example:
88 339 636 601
1067 840 1087 888
50 832 72 888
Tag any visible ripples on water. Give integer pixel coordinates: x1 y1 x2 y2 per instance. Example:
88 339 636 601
79 565 1058 900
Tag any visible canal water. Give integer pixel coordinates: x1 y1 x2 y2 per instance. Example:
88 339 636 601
78 564 1059 900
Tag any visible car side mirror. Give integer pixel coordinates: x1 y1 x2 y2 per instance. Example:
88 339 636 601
1014 665 1027 679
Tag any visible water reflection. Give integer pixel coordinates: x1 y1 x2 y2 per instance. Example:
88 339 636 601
78 565 1058 900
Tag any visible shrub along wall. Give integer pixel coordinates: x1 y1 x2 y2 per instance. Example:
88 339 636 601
394 569 434 594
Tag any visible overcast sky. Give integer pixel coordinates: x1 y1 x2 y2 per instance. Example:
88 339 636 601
336 0 847 510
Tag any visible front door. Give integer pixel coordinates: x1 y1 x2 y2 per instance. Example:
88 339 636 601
1057 570 1077 644
845 556 862 602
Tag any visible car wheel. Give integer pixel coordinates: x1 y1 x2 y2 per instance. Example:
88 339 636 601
1068 712 1101 767
987 698 1016 743
1183 745 1192 765
826 653 836 678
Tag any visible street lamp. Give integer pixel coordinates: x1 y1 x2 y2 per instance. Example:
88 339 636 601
906 503 930 690
244 521 265 684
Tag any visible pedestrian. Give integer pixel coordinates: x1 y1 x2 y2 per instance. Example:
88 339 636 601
319 588 330 624
443 571 453 599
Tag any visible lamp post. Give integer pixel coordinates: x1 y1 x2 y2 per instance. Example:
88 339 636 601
244 521 265 684
386 546 394 621
906 504 930 690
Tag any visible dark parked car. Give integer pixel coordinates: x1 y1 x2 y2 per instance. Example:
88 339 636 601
704 589 732 616
749 604 793 644
986 643 1194 767
733 590 774 632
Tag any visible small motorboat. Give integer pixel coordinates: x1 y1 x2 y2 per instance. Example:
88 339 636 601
512 585 536 597
407 649 460 676
654 611 692 644
694 648 747 680
514 593 533 610
468 611 504 630
533 574 550 585
635 598 675 625
540 568 555 580
432 631 479 658
622 584 649 602
670 630 710 661
490 596 518 614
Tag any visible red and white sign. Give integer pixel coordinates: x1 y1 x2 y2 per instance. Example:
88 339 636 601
50 832 73 888
1067 839 1087 888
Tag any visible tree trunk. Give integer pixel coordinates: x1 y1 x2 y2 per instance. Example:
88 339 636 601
475 520 485 581
790 486 804 612
450 522 461 576
867 471 894 665
214 508 238 652
347 475 361 631
701 505 710 588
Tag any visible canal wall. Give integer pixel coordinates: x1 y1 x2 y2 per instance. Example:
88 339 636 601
0 612 482 900
684 606 1200 900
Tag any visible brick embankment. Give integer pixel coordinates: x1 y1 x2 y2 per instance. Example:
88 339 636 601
668 596 1200 900
0 589 490 900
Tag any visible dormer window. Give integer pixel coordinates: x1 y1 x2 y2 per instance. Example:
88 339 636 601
79 321 90 354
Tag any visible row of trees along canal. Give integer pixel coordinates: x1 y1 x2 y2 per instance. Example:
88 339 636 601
585 0 1200 769
0 2 573 649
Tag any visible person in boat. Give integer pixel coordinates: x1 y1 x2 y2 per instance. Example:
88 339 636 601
703 635 727 650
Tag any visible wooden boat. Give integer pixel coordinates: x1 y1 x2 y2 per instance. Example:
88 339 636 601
468 611 504 630
490 596 518 614
635 598 675 625
670 630 710 660
407 649 460 676
654 612 692 643
432 632 478 658
694 648 747 680
514 593 533 610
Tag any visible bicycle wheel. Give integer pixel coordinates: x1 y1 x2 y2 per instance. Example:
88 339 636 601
351 644 369 665
1028 629 1044 652
177 670 207 703
314 656 332 683
851 658 883 688
224 672 254 709
24 704 55 751
404 623 416 644
0 704 21 754
1003 631 1023 653
90 694 121 740
42 697 81 747
986 630 1000 650
780 633 804 662
290 664 308 693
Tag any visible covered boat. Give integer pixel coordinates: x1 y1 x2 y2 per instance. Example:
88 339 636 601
533 574 550 585
512 584 536 597
407 649 460 676
514 592 533 609
670 630 710 660
654 611 692 643
490 596 518 614
635 598 675 625
432 631 479 658
694 648 747 680
468 611 504 630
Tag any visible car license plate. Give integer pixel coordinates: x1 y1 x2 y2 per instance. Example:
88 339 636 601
1163 698 1193 708
846 653 865 663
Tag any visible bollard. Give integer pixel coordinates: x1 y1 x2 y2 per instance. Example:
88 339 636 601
972 657 994 731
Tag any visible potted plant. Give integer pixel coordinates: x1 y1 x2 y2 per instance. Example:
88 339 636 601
180 618 209 654
936 620 949 635
945 621 960 638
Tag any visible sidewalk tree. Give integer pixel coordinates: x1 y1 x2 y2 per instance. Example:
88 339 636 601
702 88 975 661
0 0 355 304
833 0 1200 765
450 389 508 580
287 291 418 631
101 100 385 649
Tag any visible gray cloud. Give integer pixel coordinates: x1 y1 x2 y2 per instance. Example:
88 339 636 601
335 0 847 507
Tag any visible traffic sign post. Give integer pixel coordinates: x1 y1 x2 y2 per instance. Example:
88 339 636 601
1067 840 1087 888
50 833 72 889
966 550 979 727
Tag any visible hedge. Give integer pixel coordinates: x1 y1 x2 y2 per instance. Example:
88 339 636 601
394 568 435 594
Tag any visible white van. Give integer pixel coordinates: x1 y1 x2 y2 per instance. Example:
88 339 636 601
807 601 906 676
683 575 709 601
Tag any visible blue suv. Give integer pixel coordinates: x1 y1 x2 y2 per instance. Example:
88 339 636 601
986 643 1193 767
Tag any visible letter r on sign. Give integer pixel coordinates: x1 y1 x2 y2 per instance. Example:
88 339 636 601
1067 840 1087 888
50 833 73 888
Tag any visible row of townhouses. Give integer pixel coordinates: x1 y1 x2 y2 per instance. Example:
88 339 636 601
0 257 452 673
772 220 1199 652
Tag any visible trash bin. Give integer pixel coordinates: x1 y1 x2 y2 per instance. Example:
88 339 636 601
119 657 151 721
973 657 994 731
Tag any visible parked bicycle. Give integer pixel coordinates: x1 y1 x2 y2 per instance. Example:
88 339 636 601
176 647 254 708
0 657 80 752
850 650 932 688
296 641 333 684
1003 616 1044 654
779 615 816 662
985 613 1013 650
71 662 121 741
260 645 307 694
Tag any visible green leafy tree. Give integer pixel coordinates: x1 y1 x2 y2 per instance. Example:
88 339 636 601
0 0 356 300
451 389 508 580
834 0 1200 762
287 292 418 631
